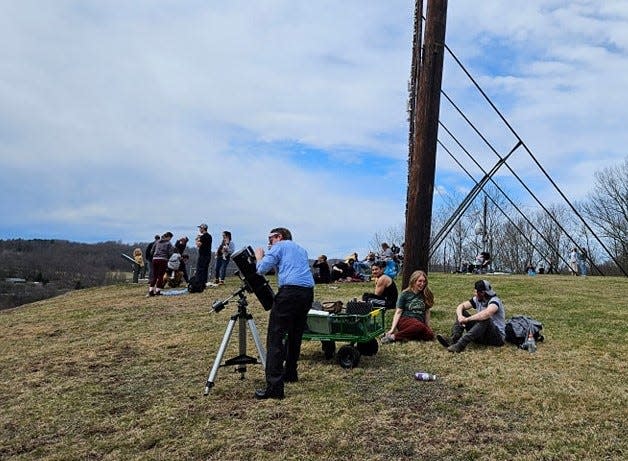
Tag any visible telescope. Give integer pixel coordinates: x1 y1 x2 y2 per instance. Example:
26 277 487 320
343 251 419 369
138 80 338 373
231 246 275 310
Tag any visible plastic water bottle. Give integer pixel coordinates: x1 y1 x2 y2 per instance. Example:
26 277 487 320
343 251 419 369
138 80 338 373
414 372 437 381
526 331 537 353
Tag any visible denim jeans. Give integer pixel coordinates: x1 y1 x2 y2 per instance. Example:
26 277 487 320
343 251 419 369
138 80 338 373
215 256 230 281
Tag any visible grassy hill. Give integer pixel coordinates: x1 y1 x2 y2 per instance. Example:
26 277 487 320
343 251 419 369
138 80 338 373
1 274 626 460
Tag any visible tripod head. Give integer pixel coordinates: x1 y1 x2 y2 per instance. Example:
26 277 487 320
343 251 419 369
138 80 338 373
211 285 248 314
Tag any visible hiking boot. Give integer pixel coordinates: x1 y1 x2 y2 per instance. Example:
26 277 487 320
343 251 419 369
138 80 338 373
447 341 466 353
436 334 450 348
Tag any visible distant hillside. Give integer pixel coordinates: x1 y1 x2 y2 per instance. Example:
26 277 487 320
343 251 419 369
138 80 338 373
0 239 184 309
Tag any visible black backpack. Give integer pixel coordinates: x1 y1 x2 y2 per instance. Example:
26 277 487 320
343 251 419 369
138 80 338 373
187 276 205 293
505 315 544 346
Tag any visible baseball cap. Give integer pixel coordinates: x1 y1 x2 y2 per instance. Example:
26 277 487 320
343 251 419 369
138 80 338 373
474 280 496 296
198 223 208 230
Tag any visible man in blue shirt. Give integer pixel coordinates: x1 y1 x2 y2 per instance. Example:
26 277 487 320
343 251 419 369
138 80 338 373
254 227 314 399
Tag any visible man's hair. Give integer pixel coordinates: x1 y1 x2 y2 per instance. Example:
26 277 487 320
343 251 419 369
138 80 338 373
270 227 292 240
372 260 386 269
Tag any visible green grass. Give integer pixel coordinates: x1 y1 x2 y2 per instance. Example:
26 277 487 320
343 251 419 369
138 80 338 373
1 274 626 460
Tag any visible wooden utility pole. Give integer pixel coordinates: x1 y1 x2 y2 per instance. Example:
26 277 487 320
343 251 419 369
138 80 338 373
403 0 448 287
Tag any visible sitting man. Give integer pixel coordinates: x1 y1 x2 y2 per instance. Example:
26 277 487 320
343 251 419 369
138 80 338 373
312 255 331 284
437 280 506 353
361 260 398 309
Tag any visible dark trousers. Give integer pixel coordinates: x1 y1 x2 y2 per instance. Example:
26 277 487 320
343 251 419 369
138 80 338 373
149 259 168 290
196 253 211 285
452 311 504 346
265 285 314 393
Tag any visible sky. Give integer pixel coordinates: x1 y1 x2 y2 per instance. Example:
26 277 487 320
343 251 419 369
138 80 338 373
1 0 627 259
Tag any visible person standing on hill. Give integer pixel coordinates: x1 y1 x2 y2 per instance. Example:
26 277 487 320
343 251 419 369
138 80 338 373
145 235 159 280
568 247 578 275
214 230 235 285
147 232 174 297
132 248 145 283
195 224 212 286
253 227 314 400
577 247 588 276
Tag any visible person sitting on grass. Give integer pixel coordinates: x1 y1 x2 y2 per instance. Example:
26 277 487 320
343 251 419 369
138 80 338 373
331 259 356 282
312 254 331 284
361 260 398 309
436 279 506 353
381 270 434 344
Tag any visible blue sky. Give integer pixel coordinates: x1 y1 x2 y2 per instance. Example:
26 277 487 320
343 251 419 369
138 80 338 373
1 1 627 259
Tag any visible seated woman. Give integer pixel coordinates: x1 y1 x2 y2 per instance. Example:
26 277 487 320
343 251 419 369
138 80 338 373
381 270 434 344
362 260 398 308
312 255 331 284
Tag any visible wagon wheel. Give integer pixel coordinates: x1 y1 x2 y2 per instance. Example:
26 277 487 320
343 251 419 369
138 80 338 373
337 345 361 369
356 338 378 356
321 340 336 360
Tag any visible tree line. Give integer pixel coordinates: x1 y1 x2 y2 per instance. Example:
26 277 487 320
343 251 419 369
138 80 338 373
0 239 196 309
371 157 627 276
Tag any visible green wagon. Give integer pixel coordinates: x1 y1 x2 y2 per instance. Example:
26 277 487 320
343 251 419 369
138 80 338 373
301 307 386 368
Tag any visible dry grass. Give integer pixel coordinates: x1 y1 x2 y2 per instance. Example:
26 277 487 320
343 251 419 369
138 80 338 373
1 274 626 460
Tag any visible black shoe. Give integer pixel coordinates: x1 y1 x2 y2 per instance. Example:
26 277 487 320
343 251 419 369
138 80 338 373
436 334 450 348
447 341 466 353
254 388 284 400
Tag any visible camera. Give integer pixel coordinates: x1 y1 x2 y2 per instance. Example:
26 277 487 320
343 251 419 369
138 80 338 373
231 246 275 310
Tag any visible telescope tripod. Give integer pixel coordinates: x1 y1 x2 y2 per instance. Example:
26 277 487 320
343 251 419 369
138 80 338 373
204 287 266 395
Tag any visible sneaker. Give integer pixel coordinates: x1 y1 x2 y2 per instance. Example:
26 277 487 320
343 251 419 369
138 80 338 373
145 291 155 298
381 334 395 344
436 334 450 348
218 280 225 285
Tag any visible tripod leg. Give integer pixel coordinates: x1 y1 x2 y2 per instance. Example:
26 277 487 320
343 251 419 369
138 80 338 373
204 318 237 395
247 317 267 368
235 316 248 378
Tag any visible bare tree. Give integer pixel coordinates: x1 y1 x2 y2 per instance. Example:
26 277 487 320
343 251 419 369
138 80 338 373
581 158 628 269
533 204 570 272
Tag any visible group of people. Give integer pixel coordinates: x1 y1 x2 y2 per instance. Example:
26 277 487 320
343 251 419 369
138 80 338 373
137 225 506 400
142 224 236 297
312 242 402 284
247 227 507 401
359 262 504 355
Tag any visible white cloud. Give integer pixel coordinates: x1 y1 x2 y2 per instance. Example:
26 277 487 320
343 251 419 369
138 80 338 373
1 1 627 258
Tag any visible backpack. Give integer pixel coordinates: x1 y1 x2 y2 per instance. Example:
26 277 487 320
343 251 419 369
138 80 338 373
505 315 544 346
167 253 181 270
187 275 205 293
